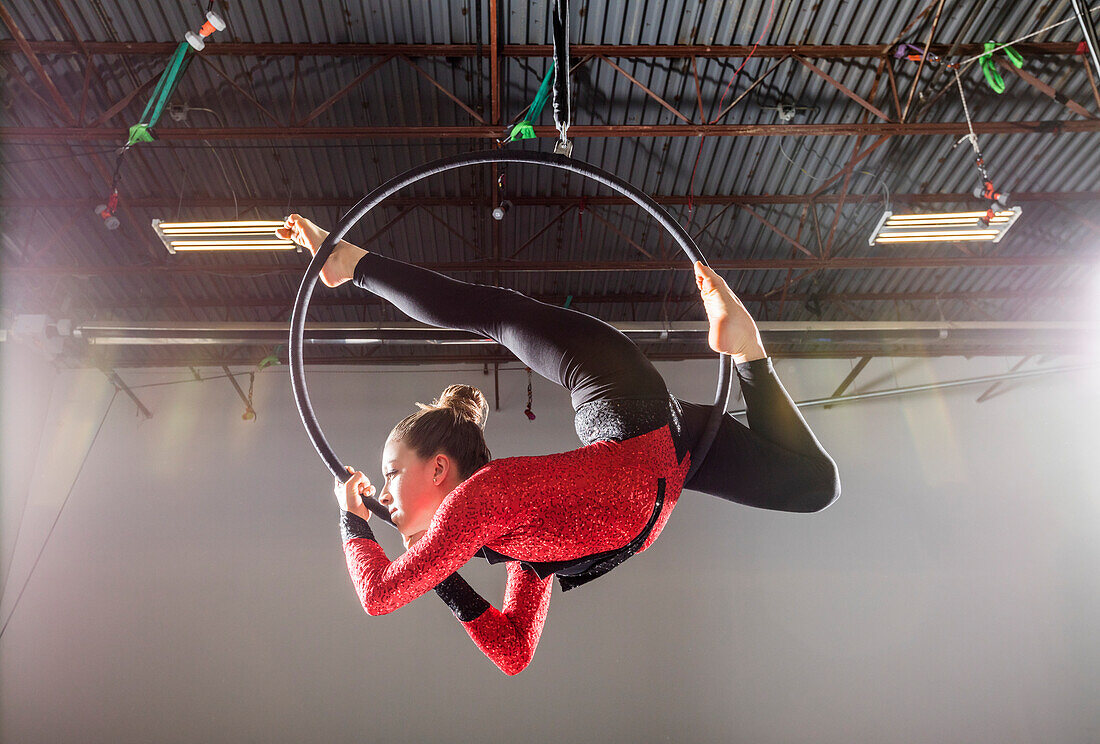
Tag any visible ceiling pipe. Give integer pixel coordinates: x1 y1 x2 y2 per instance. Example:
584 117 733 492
62 320 1100 345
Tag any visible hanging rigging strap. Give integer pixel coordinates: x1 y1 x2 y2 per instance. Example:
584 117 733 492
952 65 985 178
551 0 572 154
128 41 194 146
505 67 555 142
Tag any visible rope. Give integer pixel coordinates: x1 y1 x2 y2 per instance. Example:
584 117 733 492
952 65 993 186
0 388 120 641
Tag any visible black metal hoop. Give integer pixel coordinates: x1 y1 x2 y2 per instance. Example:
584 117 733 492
291 149 733 528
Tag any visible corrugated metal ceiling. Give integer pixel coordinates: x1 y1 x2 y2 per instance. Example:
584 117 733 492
1 0 1098 367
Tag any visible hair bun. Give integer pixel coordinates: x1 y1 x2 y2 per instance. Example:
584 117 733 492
430 384 489 430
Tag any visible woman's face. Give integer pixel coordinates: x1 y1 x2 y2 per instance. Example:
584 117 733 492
379 436 445 541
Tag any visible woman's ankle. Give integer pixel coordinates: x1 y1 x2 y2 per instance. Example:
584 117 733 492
336 242 368 283
731 344 767 366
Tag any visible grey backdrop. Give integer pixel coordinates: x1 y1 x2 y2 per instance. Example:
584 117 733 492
2 345 1098 744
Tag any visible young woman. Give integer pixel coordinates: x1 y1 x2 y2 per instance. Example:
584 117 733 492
278 214 840 675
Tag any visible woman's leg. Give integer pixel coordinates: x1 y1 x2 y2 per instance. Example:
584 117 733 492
278 214 666 410
679 265 839 510
352 252 667 410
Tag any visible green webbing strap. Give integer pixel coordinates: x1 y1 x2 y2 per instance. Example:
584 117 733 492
979 41 1024 94
506 66 555 142
127 41 193 145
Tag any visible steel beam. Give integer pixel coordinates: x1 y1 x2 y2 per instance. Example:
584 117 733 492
294 55 392 126
398 55 487 124
0 5 76 124
901 0 947 122
6 120 1100 142
4 254 1092 280
509 206 575 259
0 58 67 125
809 134 892 198
3 191 1095 209
734 363 1095 415
69 320 1100 346
998 56 1096 119
708 56 788 124
197 55 283 126
490 0 500 126
823 355 872 409
53 288 1084 313
598 55 691 123
102 368 152 418
221 365 256 418
975 355 1032 403
0 41 1081 59
738 204 815 258
72 344 1100 369
88 73 159 127
794 55 890 122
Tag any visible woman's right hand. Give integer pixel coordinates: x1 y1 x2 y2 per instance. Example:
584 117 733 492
336 466 375 521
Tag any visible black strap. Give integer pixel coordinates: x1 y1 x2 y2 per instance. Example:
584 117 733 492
551 0 571 139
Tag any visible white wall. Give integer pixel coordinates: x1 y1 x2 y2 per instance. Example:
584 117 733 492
1 347 1098 744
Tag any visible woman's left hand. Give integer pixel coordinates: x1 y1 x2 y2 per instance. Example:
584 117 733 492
336 466 375 521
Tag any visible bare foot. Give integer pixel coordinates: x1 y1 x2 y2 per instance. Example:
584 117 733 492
276 214 365 288
694 261 767 364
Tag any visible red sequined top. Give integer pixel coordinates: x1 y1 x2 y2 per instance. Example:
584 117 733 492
342 425 690 675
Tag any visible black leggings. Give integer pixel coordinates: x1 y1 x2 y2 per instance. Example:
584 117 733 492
352 252 840 513
352 253 667 410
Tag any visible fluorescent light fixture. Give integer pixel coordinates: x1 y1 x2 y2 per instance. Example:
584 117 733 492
152 219 298 253
868 207 1022 245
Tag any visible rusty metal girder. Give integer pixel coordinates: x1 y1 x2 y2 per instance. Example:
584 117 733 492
2 191 1095 209
0 4 76 124
3 254 1091 280
45 288 1085 313
0 41 1082 59
76 342 1098 369
5 120 1100 142
998 57 1096 120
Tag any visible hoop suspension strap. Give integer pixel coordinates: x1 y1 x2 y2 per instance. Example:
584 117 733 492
551 0 571 145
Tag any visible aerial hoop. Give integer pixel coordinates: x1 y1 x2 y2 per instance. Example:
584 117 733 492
290 149 733 528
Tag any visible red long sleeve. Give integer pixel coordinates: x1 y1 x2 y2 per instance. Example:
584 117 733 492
456 562 553 675
342 426 687 671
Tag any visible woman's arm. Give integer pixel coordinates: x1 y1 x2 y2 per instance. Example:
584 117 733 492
340 508 552 675
341 511 494 616
339 466 514 616
434 562 553 676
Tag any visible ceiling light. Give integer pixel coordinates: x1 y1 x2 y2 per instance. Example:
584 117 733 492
868 207 1022 245
152 219 298 253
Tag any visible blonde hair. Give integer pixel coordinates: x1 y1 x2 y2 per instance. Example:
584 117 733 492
390 385 491 479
